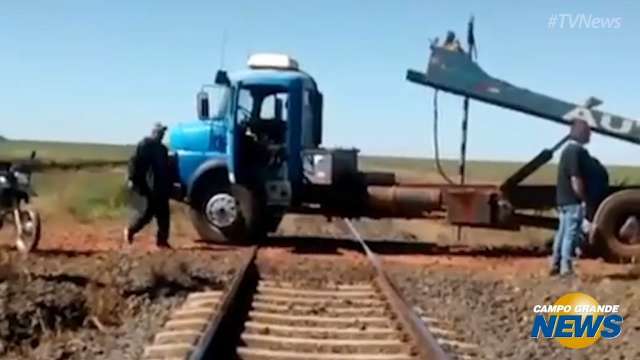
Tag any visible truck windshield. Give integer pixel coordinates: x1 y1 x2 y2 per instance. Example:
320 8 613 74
236 85 289 123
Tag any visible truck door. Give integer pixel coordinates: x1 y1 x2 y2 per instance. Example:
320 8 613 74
302 85 322 149
301 88 315 148
228 83 242 183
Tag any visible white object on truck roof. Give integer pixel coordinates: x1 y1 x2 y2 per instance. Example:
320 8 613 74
247 53 299 70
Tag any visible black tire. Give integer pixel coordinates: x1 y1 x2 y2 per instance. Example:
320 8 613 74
592 189 640 262
190 184 262 243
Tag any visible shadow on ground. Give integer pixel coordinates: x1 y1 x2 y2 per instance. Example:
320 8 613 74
192 235 552 258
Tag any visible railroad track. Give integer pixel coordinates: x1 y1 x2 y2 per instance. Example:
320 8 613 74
143 221 479 360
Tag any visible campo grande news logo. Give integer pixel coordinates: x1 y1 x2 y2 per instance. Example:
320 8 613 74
530 292 623 349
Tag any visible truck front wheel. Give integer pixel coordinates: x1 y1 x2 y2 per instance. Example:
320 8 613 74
190 184 261 243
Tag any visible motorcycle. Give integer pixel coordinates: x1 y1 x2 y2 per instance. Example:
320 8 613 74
0 151 41 253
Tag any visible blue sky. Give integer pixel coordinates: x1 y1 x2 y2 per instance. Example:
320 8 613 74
1 1 639 165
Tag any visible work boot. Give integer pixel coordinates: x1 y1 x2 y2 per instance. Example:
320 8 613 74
560 265 575 278
157 241 172 250
559 270 576 279
123 228 133 247
549 267 560 276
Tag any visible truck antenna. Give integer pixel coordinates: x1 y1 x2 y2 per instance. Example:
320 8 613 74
467 15 477 60
219 30 227 69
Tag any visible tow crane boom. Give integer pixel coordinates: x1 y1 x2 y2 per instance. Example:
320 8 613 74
407 46 640 145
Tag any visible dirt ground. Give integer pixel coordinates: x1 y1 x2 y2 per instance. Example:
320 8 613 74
0 248 246 359
270 215 640 359
384 255 639 360
1 212 639 359
257 247 376 286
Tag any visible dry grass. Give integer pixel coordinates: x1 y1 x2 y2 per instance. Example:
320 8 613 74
35 170 129 223
1 140 132 162
18 140 640 229
4 139 639 183
360 155 640 185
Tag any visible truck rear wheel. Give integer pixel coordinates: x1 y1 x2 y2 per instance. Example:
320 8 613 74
190 184 262 243
592 189 640 262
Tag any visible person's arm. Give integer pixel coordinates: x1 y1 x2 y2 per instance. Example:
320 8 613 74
127 149 138 184
567 146 588 202
571 176 586 201
127 144 139 184
131 141 151 193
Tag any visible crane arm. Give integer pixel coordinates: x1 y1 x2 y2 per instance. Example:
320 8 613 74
407 46 640 145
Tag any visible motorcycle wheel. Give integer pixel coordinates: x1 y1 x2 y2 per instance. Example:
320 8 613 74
16 208 41 253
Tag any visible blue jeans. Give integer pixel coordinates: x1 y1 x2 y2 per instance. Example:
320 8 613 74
552 204 584 274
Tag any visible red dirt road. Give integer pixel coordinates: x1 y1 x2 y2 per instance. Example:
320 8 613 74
1 214 638 359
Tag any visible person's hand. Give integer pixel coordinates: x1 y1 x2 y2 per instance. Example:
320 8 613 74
126 180 134 190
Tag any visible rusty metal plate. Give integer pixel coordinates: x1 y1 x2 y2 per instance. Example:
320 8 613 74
444 188 496 225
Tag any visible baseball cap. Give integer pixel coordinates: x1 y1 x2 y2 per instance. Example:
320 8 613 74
152 122 168 133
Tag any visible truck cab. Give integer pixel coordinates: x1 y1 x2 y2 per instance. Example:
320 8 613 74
169 54 324 241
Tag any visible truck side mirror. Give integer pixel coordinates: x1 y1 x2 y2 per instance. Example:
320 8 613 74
311 92 323 146
197 90 210 120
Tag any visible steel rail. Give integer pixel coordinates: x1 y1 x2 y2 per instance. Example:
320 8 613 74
343 219 450 360
158 228 452 359
188 245 258 360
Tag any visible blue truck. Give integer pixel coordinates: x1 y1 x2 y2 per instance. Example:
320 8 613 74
168 54 336 242
168 47 640 263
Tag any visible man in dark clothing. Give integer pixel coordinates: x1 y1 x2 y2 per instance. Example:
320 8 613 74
442 31 464 52
124 122 172 248
551 119 591 276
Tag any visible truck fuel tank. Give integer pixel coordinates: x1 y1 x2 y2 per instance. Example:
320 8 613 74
366 186 443 218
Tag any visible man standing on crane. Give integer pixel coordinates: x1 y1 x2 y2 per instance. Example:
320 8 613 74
441 31 464 52
551 119 592 276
